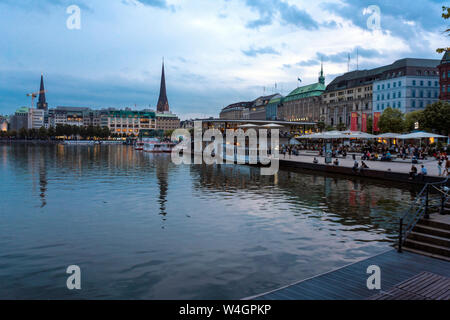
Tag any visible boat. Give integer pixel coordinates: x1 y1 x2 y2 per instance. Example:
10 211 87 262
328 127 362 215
142 138 177 153
135 140 144 151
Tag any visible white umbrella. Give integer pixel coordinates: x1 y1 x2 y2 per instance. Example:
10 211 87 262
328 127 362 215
261 123 284 128
238 124 258 128
289 138 300 145
347 132 376 139
376 133 401 139
397 131 447 139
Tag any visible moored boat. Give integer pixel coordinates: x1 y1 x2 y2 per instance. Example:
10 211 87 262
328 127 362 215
142 138 176 153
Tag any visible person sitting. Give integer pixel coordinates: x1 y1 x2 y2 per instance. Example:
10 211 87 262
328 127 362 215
418 165 427 180
352 160 359 173
411 155 418 164
313 157 319 164
360 161 369 170
333 158 339 166
409 165 418 179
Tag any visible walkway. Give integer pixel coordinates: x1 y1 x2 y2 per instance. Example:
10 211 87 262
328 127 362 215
248 249 450 300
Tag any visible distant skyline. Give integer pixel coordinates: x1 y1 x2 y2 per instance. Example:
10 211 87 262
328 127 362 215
0 0 447 120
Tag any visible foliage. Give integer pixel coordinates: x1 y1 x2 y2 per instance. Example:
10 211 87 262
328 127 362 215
437 6 450 54
420 101 450 135
404 110 424 132
378 107 405 133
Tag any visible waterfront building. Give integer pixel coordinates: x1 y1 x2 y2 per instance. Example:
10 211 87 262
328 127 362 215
36 74 48 112
219 101 253 120
0 116 8 132
28 108 45 129
438 50 450 101
9 107 29 131
48 106 90 127
155 112 180 131
266 95 283 120
249 94 282 120
101 110 156 136
372 58 440 117
279 65 325 122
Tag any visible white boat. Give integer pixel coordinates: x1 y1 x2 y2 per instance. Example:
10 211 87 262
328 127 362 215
135 141 144 150
142 138 176 153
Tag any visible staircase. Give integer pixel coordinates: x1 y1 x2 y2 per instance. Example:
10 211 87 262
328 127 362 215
398 179 450 261
403 217 450 261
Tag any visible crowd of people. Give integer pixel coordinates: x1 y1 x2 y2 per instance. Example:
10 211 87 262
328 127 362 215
280 140 450 177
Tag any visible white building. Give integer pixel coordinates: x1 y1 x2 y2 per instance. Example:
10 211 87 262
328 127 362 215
28 108 45 129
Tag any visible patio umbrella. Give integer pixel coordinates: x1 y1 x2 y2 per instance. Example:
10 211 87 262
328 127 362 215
376 133 401 139
397 132 447 139
261 123 285 128
238 124 259 128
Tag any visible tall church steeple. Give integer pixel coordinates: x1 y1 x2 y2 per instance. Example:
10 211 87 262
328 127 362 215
37 73 48 111
156 59 170 113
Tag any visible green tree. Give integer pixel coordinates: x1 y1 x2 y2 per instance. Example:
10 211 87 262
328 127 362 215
420 101 450 135
337 123 346 131
378 107 405 133
47 126 56 139
404 110 424 132
38 126 48 140
18 127 28 139
437 6 450 54
366 116 373 134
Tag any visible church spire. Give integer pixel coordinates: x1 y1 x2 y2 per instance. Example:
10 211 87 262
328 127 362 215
318 59 325 85
37 73 48 111
156 59 169 113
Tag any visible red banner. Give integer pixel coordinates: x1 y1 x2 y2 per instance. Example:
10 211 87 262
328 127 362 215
350 112 358 131
361 113 367 132
373 112 381 132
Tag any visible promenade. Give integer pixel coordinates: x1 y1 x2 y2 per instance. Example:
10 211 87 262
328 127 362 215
281 152 446 177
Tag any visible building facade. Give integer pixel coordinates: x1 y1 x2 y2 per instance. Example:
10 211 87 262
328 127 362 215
266 96 283 120
249 94 281 120
101 110 156 136
372 58 440 116
438 51 450 101
219 101 253 120
28 108 45 129
155 113 180 131
279 66 325 122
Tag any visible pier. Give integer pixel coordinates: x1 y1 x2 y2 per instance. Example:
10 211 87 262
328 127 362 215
247 249 450 300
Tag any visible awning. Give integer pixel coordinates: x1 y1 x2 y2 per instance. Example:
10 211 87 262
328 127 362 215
397 132 448 139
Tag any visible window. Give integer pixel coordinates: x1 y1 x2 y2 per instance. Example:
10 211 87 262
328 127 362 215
420 101 424 108
382 94 384 100
398 81 401 87
398 91 401 98
428 91 431 98
435 81 439 87
382 84 385 90
393 82 397 88
412 90 416 97
398 101 401 108
377 104 380 110
393 92 396 99
377 95 380 101
420 90 423 98
412 100 416 108
420 81 424 86
387 93 390 99
428 81 432 86
387 83 391 89
412 80 416 86
377 85 380 91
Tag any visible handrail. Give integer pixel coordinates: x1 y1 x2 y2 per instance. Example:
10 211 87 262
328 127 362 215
398 177 449 253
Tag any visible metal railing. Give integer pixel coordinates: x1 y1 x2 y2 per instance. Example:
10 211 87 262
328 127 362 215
398 177 449 253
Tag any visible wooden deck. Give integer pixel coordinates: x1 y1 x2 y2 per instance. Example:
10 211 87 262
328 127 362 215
368 271 450 300
248 249 450 300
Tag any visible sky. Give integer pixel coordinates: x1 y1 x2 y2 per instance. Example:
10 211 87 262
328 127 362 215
0 0 448 120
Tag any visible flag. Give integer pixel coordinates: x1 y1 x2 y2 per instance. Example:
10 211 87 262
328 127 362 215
297 77 302 83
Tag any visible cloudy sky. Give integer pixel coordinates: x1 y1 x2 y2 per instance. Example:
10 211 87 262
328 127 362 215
0 0 448 119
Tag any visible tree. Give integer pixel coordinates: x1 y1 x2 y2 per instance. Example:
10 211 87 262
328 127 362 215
404 110 424 132
366 116 373 134
38 126 48 140
337 123 346 131
437 6 450 54
420 101 450 135
378 107 405 133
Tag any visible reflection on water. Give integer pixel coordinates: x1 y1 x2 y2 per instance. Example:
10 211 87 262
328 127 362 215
0 144 417 299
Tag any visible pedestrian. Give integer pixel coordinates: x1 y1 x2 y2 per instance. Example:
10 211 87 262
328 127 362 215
444 157 450 176
438 159 443 176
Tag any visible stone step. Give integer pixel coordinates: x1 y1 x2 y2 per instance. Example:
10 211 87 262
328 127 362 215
413 224 450 239
401 247 450 262
403 239 450 257
408 231 450 247
418 218 450 231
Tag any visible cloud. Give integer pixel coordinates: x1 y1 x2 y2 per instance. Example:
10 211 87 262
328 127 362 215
242 46 280 57
244 0 319 30
130 0 175 11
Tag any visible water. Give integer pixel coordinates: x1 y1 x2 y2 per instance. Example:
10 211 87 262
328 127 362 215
0 144 418 299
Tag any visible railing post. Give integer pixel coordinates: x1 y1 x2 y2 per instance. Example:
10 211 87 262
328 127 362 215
424 184 430 219
398 218 403 253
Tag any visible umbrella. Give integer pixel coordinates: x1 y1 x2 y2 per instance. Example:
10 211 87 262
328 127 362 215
376 133 401 139
397 131 447 139
261 123 284 128
238 124 258 128
289 138 300 145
